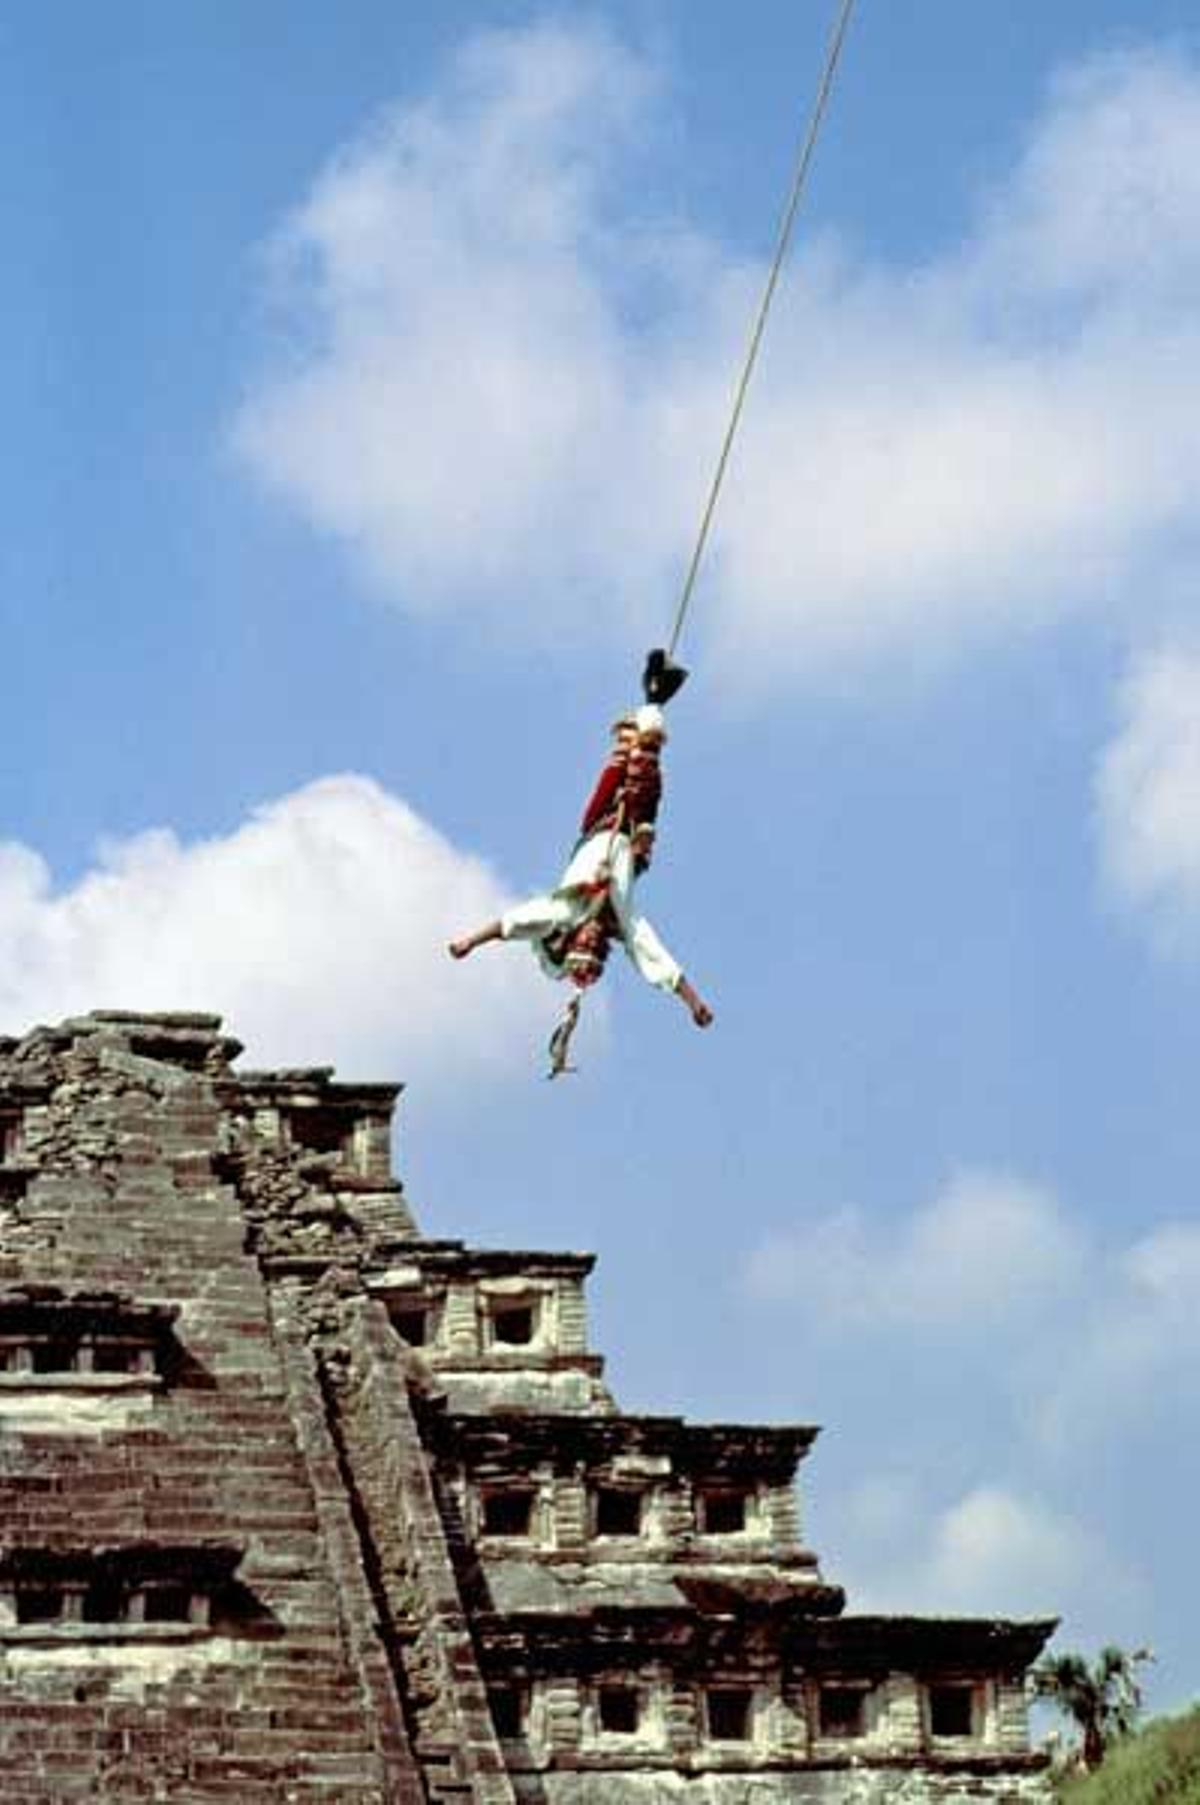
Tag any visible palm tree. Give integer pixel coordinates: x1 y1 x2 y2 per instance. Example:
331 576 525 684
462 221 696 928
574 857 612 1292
1033 1645 1154 1771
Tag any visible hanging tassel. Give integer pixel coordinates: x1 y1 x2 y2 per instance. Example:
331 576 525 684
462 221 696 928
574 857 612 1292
546 994 583 1080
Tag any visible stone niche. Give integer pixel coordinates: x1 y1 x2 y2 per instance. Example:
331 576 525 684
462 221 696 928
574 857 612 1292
0 1291 179 1385
0 1544 245 1639
228 1070 399 1188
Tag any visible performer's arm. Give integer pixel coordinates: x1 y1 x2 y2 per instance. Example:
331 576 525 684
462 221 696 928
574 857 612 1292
675 974 714 1028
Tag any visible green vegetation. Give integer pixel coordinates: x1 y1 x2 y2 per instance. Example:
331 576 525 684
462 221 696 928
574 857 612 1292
1035 1645 1153 1770
1055 1705 1200 1803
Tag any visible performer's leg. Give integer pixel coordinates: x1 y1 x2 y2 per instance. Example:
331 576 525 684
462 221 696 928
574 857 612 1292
448 921 503 960
624 913 682 993
449 893 578 961
558 833 619 890
500 894 578 941
602 838 636 938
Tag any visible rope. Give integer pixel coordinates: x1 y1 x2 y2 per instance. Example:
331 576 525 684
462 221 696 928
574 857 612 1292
665 0 859 662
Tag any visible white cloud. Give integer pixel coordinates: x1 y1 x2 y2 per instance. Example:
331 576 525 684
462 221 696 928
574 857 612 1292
1124 1218 1200 1308
848 1482 1123 1621
971 49 1200 308
743 1168 1082 1331
0 776 549 1091
746 1160 1200 1479
236 29 1200 688
920 1488 1087 1614
234 19 698 647
1096 643 1200 946
1029 1217 1200 1455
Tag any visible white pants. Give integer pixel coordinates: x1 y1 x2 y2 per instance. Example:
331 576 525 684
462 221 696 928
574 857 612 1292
500 832 682 993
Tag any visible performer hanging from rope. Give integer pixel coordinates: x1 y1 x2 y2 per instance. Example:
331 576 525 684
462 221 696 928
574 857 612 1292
448 653 713 1063
448 0 858 1075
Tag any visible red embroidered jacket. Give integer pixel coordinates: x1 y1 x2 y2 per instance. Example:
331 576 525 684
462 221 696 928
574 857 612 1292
579 737 662 838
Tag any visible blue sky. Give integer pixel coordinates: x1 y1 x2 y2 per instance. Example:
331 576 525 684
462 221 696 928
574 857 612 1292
5 0 1200 1716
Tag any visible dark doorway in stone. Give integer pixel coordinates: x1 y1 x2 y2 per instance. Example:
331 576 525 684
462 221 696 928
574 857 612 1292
594 1488 642 1537
929 1683 975 1737
819 1684 867 1738
699 1490 748 1534
482 1491 535 1537
490 1304 535 1346
706 1687 752 1741
599 1686 640 1734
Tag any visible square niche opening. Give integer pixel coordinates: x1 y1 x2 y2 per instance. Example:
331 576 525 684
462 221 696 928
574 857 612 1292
91 1341 143 1375
142 1585 194 1624
819 1685 868 1738
392 1307 430 1348
929 1683 976 1738
16 1587 65 1625
598 1686 641 1734
698 1490 748 1535
482 1491 536 1538
82 1580 127 1624
594 1488 643 1538
288 1110 352 1159
706 1687 753 1742
489 1303 536 1347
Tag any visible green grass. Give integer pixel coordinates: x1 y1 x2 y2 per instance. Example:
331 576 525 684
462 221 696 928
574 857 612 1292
1057 1707 1200 1803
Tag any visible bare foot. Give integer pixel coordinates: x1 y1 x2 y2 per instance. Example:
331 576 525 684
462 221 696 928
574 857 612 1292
449 920 503 961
